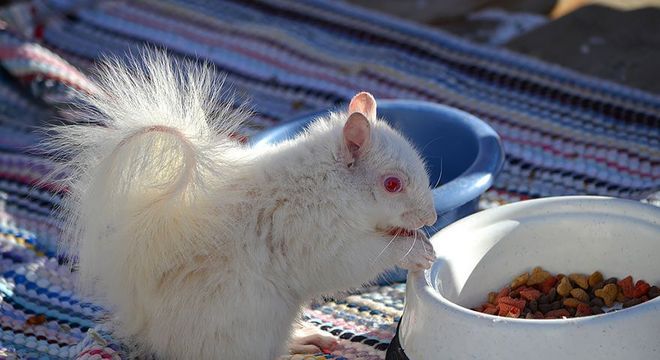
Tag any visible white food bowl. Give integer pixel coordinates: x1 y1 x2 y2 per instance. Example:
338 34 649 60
392 196 660 359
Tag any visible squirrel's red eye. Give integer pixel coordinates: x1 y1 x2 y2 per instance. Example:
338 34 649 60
384 176 402 193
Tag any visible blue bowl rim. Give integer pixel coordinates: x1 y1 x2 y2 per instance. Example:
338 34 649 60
250 100 504 215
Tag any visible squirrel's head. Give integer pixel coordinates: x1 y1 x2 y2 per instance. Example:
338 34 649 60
308 92 437 241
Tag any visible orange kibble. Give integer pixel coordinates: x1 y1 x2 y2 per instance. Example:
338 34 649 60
618 276 634 298
633 280 650 298
496 287 511 301
483 304 498 315
497 296 527 311
498 303 521 318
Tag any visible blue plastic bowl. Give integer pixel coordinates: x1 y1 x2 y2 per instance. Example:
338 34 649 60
251 100 504 283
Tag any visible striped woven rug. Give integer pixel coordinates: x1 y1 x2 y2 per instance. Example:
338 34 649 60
0 0 658 359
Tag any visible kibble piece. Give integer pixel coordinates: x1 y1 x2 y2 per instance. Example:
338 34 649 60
617 276 634 298
509 289 521 299
623 298 643 309
538 303 552 314
567 307 577 317
527 269 552 286
575 303 593 317
588 271 604 288
528 299 538 313
556 277 573 297
570 288 590 303
488 292 498 305
520 288 541 301
648 286 660 299
595 283 619 307
633 280 650 298
550 300 562 311
538 294 549 305
616 292 630 304
604 277 618 286
511 272 530 289
498 303 521 318
483 304 498 315
545 309 570 319
590 280 605 293
496 286 511 301
591 306 605 315
569 273 589 290
563 298 584 308
590 297 605 307
547 287 557 302
497 296 526 311
538 276 557 294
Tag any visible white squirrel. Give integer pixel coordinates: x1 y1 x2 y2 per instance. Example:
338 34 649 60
50 52 437 359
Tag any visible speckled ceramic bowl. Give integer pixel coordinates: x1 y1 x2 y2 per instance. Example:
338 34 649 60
389 196 660 359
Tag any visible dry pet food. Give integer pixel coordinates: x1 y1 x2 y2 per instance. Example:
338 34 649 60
472 268 659 319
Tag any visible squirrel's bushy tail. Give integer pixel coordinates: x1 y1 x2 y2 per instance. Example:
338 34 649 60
47 51 248 336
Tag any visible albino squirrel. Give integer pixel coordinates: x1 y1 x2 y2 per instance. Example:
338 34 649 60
50 52 437 359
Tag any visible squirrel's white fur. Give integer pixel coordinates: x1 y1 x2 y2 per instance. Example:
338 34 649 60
50 52 437 359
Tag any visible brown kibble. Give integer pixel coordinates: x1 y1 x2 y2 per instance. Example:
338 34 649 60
527 269 551 286
604 277 618 286
616 292 630 304
649 286 660 299
570 288 590 303
588 271 604 288
591 306 605 315
595 283 618 307
550 300 562 311
623 298 643 309
488 292 498 305
563 298 584 308
590 280 605 292
556 276 573 297
511 272 529 289
569 273 589 289
532 266 544 274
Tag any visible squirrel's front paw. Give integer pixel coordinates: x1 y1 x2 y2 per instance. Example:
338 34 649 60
395 236 435 271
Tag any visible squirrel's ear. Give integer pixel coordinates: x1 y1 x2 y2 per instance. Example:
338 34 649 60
348 92 377 121
342 112 371 167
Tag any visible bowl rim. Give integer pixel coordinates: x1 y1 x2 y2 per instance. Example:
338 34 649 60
250 100 505 215
409 195 660 326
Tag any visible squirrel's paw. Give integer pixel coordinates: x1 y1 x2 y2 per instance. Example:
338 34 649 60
395 236 436 272
288 323 338 355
